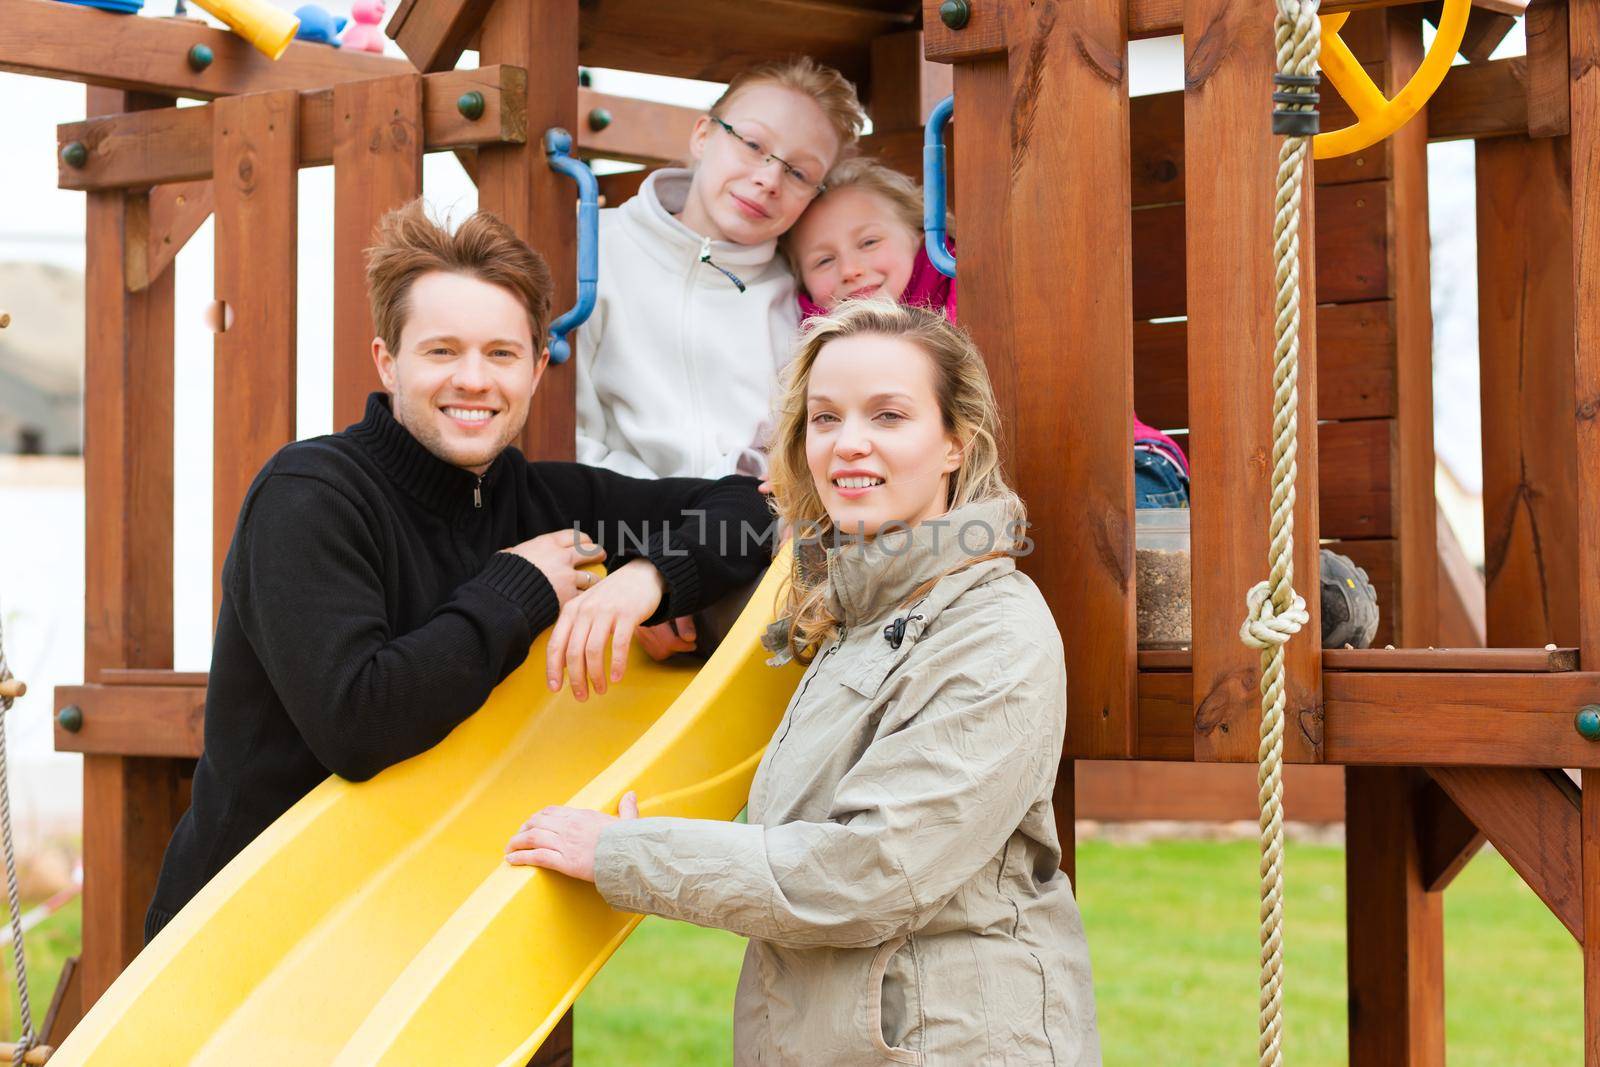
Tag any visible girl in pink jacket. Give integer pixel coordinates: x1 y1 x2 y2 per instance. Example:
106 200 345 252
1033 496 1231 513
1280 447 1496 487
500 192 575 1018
783 158 1191 508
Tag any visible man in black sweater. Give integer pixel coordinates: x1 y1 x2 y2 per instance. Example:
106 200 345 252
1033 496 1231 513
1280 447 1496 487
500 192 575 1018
145 201 773 941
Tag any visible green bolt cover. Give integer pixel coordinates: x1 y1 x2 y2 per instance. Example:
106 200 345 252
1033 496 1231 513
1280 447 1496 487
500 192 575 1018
457 91 486 122
587 107 613 132
187 43 214 72
57 705 84 734
61 141 88 169
1577 706 1600 741
939 0 971 30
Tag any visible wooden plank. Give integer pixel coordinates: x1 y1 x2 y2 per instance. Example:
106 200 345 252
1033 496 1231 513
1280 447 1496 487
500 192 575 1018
1139 646 1579 672
0 0 408 99
96 669 208 688
1328 537 1399 647
1134 301 1397 430
1319 420 1396 542
1132 180 1390 321
53 685 205 759
1428 765 1583 940
138 181 213 294
1128 79 1389 208
80 756 186 1004
1184 0 1322 764
1427 56 1530 140
1005 0 1136 759
385 0 497 73
1436 502 1488 647
1476 134 1580 648
82 89 175 680
213 90 298 616
1323 672 1600 766
41 957 82 1051
1574 0 1600 666
1345 767 1445 1065
575 88 696 165
59 67 526 193
1134 670 1193 760
478 0 579 464
1388 10 1440 648
333 74 425 433
1527 0 1572 137
865 31 952 131
1458 9 1519 62
1124 0 1526 39
1075 760 1346 822
922 0 1008 62
1417 775 1485 892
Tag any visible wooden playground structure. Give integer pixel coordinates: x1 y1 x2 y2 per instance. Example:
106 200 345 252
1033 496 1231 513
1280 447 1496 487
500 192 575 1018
3 0 1600 1058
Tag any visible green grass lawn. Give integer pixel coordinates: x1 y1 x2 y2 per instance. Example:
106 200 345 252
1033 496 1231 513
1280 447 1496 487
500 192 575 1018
578 840 1581 1065
0 842 1577 1064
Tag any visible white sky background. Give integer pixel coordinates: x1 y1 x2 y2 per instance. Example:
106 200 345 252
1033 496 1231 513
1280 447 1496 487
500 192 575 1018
0 14 1522 827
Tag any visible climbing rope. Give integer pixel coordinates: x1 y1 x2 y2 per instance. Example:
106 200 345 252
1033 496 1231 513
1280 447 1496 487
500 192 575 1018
1238 3 1320 1065
0 605 36 1066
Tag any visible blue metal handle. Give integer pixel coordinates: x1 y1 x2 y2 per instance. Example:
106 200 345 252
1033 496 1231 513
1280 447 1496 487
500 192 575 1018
923 94 956 280
544 127 599 364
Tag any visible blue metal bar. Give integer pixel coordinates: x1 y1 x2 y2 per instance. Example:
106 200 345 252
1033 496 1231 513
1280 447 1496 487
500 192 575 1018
544 127 599 364
923 94 956 280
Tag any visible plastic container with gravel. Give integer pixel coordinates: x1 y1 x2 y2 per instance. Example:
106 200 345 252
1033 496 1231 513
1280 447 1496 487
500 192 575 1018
1136 507 1191 649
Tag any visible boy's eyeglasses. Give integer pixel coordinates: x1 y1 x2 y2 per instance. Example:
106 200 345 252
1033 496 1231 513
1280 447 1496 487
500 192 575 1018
709 116 827 199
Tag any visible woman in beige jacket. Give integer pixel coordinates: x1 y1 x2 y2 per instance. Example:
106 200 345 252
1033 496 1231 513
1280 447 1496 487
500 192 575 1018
509 301 1100 1065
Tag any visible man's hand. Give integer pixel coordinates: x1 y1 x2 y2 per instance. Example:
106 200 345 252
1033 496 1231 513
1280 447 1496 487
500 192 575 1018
636 616 697 661
546 559 665 700
506 791 640 882
500 529 605 605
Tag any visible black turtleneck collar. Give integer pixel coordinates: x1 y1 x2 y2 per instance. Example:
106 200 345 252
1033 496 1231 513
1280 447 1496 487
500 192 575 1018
344 391 514 515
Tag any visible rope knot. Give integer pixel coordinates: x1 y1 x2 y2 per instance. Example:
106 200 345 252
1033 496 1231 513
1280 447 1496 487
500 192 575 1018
1239 580 1309 650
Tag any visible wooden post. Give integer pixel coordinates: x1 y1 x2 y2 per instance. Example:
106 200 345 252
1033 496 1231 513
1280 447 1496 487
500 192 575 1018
1185 0 1320 762
1570 0 1600 1060
477 0 579 463
212 89 299 616
1386 9 1439 648
1345 766 1446 1065
78 86 183 1006
1475 134 1579 648
332 74 425 432
866 30 951 131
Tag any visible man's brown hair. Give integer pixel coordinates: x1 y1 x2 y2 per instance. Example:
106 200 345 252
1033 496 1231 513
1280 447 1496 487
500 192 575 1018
365 199 554 353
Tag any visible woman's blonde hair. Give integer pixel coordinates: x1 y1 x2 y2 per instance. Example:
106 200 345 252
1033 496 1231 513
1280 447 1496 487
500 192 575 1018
779 157 925 276
710 56 867 156
765 301 1023 661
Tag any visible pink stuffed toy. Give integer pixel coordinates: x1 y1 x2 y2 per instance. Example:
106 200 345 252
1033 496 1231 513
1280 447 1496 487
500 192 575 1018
340 0 386 53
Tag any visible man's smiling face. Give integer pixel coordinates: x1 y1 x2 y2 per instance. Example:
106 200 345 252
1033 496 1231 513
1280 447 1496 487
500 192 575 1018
372 270 548 474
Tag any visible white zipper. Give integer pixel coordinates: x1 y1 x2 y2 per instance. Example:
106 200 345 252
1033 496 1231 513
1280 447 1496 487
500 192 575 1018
680 245 705 473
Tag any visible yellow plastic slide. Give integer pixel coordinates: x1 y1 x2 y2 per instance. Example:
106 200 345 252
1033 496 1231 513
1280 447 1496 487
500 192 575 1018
55 554 802 1065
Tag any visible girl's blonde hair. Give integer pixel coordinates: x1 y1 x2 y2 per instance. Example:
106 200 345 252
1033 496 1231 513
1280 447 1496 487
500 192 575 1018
766 301 1023 661
779 157 925 276
710 56 867 155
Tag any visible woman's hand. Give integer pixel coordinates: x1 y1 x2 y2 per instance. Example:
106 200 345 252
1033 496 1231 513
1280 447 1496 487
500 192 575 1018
506 792 640 882
546 559 665 700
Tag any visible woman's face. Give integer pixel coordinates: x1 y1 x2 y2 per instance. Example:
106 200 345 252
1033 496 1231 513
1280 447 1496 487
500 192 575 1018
805 334 962 538
790 187 920 307
682 84 840 246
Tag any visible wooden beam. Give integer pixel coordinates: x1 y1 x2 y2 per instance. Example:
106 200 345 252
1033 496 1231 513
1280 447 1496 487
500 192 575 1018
54 685 205 759
478 0 578 465
1428 765 1584 940
212 90 298 616
1477 134 1580 648
1345 767 1446 1065
1527 0 1572 137
1388 11 1440 647
1323 672 1600 766
1005 0 1136 758
575 88 697 165
1185 0 1321 762
1138 646 1580 672
1122 0 1526 41
137 181 214 294
1416 775 1485 892
0 0 408 99
333 74 425 433
385 0 498 73
1458 9 1519 62
1427 56 1530 140
58 66 526 193
1570 0 1600 664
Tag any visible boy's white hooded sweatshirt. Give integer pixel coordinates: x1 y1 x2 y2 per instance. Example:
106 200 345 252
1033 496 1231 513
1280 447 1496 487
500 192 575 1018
575 169 800 479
